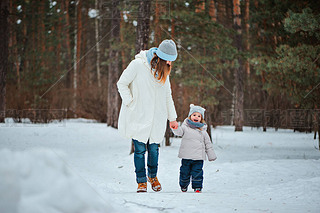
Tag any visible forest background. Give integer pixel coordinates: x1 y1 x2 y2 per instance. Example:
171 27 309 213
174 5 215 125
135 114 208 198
1 0 319 140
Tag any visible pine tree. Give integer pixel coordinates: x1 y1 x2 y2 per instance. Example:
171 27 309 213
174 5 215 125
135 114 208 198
251 4 320 108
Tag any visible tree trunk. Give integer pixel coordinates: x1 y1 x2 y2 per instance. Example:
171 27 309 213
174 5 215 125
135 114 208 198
95 0 101 88
73 0 82 115
231 85 235 125
316 112 320 150
244 0 250 75
206 106 213 140
262 91 269 132
56 0 62 81
154 0 161 44
165 120 171 146
39 1 46 68
135 0 151 54
209 0 217 22
225 0 233 28
120 13 126 71
31 2 36 76
107 0 120 128
318 123 320 150
73 0 78 114
244 0 252 109
65 0 72 88
20 2 27 80
217 0 227 26
0 0 8 122
80 5 88 88
10 1 21 93
233 0 244 131
77 0 82 98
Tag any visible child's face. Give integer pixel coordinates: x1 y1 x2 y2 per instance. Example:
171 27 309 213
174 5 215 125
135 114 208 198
190 112 202 123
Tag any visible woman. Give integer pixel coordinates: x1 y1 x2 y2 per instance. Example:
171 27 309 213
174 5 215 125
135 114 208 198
117 39 179 193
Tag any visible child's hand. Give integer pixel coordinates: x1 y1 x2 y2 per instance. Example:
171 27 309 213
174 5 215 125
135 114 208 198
209 157 217 162
169 121 178 129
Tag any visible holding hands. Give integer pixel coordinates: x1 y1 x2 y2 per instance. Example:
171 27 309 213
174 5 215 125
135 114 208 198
169 120 179 129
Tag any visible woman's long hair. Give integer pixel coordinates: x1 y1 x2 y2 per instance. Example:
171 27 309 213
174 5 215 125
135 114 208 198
150 55 171 84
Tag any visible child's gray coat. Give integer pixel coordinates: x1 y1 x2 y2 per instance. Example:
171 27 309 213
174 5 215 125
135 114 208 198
172 119 217 161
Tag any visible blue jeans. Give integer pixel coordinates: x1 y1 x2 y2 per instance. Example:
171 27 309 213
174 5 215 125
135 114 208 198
179 159 204 189
133 139 159 183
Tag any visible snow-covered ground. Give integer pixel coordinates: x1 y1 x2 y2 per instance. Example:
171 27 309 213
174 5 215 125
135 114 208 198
0 119 319 213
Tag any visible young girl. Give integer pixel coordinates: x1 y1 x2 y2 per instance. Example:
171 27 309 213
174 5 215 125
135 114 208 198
171 104 217 193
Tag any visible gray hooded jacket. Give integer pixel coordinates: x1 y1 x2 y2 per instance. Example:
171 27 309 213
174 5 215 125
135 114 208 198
172 119 217 161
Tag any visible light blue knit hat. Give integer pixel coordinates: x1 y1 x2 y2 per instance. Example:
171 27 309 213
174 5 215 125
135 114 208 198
188 104 206 118
155 39 178 61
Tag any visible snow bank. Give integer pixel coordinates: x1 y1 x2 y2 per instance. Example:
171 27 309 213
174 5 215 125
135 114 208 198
0 148 117 213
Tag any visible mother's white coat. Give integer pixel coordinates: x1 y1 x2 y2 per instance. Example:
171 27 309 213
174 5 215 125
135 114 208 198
117 50 177 144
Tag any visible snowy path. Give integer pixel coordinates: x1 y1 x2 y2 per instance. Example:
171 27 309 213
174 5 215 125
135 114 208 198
1 119 320 213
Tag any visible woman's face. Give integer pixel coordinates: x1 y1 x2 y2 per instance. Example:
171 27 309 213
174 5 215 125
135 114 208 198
190 112 202 123
166 61 172 66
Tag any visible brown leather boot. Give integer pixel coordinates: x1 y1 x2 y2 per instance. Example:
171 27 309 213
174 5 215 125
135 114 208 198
148 177 162 192
137 182 147 193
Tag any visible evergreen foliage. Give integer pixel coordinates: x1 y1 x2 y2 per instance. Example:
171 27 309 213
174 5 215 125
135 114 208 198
4 0 320 128
252 5 320 109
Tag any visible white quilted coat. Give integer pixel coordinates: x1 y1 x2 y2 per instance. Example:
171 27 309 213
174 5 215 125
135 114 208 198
117 50 177 144
172 119 217 161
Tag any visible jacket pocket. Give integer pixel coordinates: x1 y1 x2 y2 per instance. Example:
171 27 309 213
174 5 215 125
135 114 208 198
127 89 138 111
127 98 136 111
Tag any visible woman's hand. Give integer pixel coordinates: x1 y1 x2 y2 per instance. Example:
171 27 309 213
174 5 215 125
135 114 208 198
169 120 178 129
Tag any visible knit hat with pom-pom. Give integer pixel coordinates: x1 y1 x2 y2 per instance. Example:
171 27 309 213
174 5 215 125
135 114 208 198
188 104 206 118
